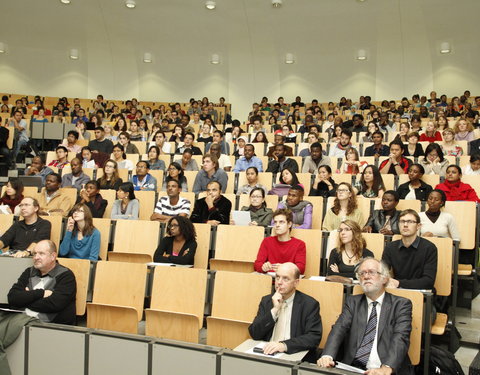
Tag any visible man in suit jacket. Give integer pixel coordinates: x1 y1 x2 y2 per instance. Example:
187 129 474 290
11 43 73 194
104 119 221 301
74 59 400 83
318 258 413 375
248 262 322 361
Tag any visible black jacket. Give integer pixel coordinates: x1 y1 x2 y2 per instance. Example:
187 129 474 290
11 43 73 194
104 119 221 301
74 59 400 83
397 180 432 201
190 195 231 224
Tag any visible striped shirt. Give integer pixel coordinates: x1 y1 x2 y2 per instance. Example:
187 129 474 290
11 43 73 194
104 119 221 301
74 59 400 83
154 196 191 216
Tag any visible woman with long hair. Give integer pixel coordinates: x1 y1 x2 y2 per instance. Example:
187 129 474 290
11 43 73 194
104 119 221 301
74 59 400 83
112 144 134 171
97 159 123 190
0 179 24 214
153 216 197 265
454 119 475 142
268 167 300 198
322 182 364 231
111 182 139 219
147 145 166 171
354 165 385 198
59 203 100 260
342 147 368 175
149 130 171 154
327 219 373 280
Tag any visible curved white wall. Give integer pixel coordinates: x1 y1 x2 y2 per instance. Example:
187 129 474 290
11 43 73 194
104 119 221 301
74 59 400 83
0 0 478 119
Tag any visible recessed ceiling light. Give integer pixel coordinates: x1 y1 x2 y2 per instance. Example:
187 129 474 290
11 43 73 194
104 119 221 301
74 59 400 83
440 42 451 54
125 0 136 9
143 53 152 63
272 0 282 7
0 43 5 54
285 53 295 64
70 49 79 60
210 54 220 64
60 0 71 4
205 1 216 10
356 49 367 60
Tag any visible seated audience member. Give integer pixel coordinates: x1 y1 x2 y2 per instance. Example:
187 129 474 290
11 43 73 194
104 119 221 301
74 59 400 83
192 154 228 193
396 163 433 201
237 166 268 196
174 148 200 171
363 131 390 158
248 262 322 360
329 129 355 158
233 136 247 157
175 131 202 155
419 189 460 241
233 143 264 172
441 127 463 157
275 185 313 229
379 140 411 175
454 118 474 142
0 179 24 215
145 146 165 171
61 130 82 154
301 142 331 173
59 204 100 261
24 155 54 186
0 197 51 258
0 117 11 168
97 159 123 190
254 209 306 274
62 158 90 191
153 216 197 265
403 131 424 158
169 124 185 144
112 144 134 170
298 132 319 158
2 240 76 373
382 209 437 290
462 153 480 176
363 190 400 235
235 187 273 227
209 142 232 171
131 160 157 191
268 167 300 198
38 173 73 217
418 143 449 177
162 162 188 192
354 165 385 198
149 130 172 154
323 182 364 231
327 220 374 280
118 131 140 154
309 165 337 198
88 126 114 155
191 181 231 225
435 164 480 202
266 134 294 158
342 147 367 174
393 122 410 143
111 182 139 220
266 144 299 173
80 146 96 169
151 180 191 222
318 258 412 374
419 120 442 142
205 130 230 155
48 146 70 169
76 180 107 218
197 123 213 144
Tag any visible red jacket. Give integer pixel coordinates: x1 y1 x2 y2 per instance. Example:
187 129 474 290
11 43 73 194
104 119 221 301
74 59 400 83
254 236 306 274
435 180 480 203
419 131 442 143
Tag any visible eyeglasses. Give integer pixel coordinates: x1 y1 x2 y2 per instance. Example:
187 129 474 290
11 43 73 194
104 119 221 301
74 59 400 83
167 224 179 229
337 189 350 193
337 227 352 233
399 220 418 225
357 270 382 278
19 203 33 207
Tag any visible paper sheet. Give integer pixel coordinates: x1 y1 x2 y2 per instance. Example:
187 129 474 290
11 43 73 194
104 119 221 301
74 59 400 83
232 210 251 226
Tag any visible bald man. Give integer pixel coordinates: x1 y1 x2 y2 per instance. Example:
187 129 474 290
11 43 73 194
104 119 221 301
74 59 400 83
248 262 322 361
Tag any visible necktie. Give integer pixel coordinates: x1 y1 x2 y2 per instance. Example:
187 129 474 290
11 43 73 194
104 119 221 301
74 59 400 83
353 301 378 369
271 301 287 342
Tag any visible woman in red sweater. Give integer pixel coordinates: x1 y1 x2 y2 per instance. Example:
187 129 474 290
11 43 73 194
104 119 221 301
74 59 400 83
435 165 480 203
419 120 442 143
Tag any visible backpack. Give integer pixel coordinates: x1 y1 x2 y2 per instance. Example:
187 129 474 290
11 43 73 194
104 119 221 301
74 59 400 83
420 345 465 375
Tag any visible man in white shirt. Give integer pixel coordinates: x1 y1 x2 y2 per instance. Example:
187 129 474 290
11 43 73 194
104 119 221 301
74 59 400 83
9 110 30 162
150 180 191 222
318 258 413 375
